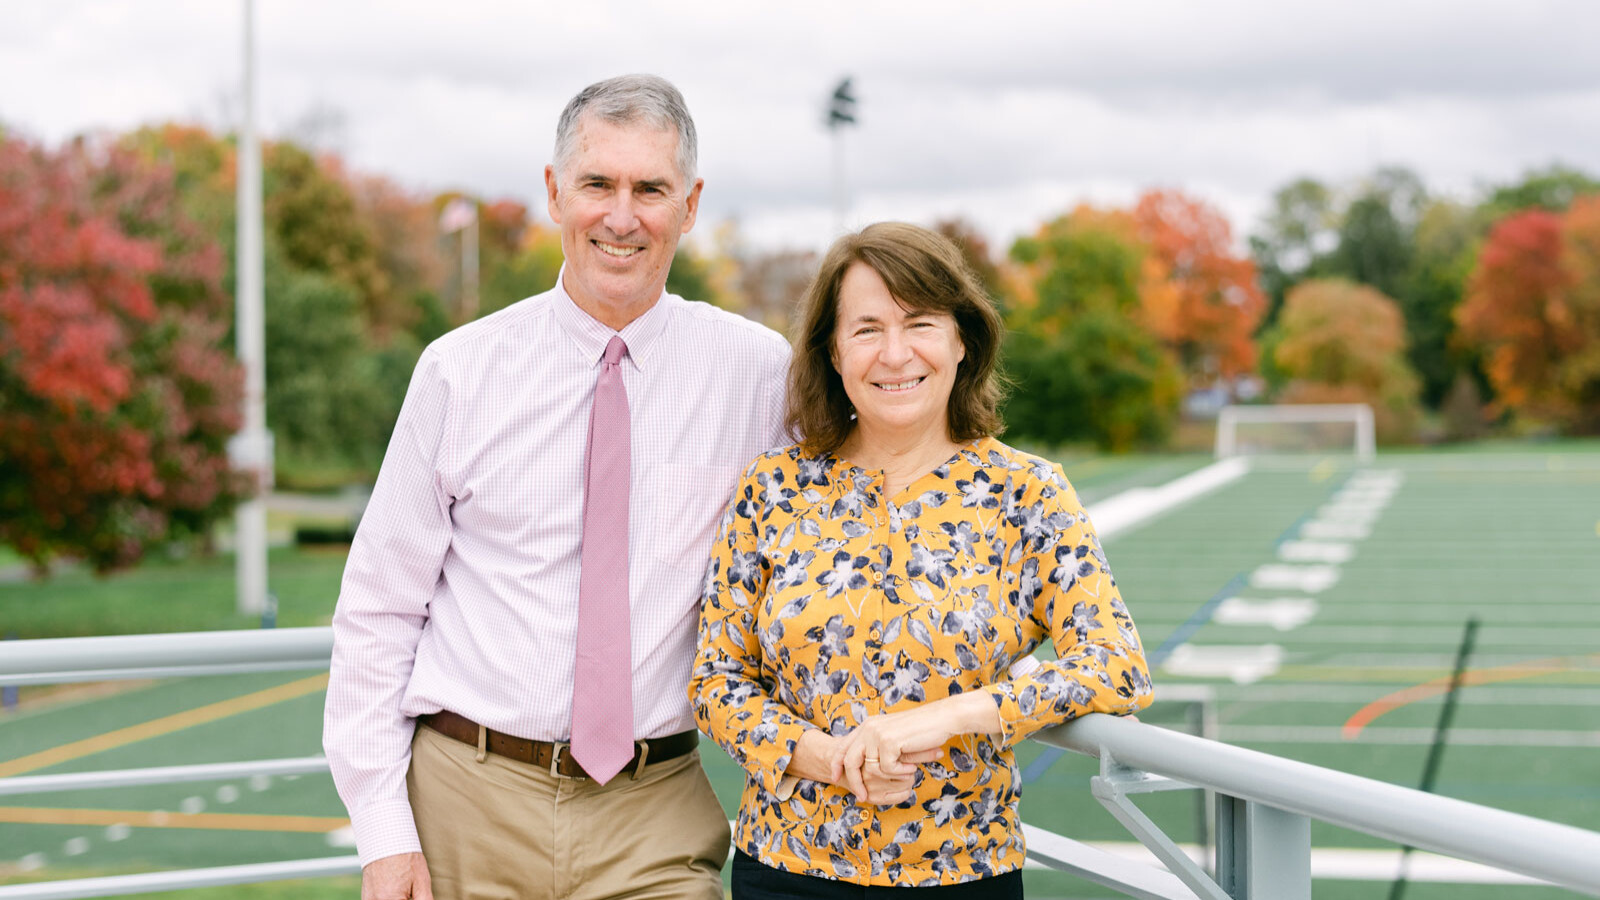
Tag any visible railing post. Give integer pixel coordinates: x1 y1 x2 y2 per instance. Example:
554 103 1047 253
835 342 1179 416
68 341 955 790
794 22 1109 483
1215 794 1311 900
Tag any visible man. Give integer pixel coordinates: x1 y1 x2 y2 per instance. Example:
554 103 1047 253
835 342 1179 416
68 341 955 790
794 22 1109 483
324 75 790 900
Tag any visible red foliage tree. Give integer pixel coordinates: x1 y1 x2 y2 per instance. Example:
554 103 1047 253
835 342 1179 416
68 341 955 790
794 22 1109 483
0 134 245 572
1133 189 1266 385
1457 203 1600 430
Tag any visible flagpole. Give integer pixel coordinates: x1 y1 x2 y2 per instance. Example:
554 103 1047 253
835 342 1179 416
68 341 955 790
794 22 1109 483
232 0 270 617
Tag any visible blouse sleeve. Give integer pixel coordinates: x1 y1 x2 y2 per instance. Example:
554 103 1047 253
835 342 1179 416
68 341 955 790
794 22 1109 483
688 463 817 796
984 465 1154 747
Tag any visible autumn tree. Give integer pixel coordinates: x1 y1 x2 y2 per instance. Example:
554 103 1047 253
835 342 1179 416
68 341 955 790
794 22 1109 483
122 124 443 484
1480 165 1600 223
1270 279 1421 442
1003 208 1181 450
1249 177 1338 325
933 218 1007 307
346 171 447 336
0 134 246 571
1457 199 1600 432
1133 189 1265 388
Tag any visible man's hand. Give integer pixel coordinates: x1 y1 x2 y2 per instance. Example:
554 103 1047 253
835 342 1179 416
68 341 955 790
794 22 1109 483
362 852 433 900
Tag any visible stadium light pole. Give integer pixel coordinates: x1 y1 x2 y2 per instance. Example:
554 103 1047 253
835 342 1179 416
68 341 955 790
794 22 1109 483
231 0 271 617
826 77 857 234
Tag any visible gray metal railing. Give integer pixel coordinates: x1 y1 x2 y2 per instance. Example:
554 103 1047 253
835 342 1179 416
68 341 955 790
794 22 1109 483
3 628 1599 899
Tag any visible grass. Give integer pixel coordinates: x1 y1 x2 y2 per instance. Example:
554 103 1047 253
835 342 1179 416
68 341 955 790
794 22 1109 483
0 547 347 640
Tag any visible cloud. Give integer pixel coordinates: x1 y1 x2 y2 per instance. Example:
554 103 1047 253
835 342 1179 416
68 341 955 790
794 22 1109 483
3 0 1599 253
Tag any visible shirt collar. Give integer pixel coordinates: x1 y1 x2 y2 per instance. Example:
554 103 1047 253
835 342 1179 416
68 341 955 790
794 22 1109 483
549 264 675 371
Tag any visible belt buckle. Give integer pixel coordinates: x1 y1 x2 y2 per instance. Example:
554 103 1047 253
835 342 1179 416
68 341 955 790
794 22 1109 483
548 742 584 780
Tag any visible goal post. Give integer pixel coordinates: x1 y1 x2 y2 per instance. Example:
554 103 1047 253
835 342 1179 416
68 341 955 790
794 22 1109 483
1215 403 1375 462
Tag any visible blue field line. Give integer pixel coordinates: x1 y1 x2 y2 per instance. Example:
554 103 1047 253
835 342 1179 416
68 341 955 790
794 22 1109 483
1021 468 1358 785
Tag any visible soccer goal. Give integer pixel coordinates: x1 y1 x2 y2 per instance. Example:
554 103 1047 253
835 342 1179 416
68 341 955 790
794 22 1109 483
1214 403 1375 462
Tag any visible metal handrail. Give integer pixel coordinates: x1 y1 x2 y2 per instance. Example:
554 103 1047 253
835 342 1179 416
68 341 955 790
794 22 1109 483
1039 713 1600 896
0 628 331 686
5 630 1600 898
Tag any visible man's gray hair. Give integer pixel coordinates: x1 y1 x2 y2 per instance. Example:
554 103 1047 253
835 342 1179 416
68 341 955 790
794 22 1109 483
552 74 698 189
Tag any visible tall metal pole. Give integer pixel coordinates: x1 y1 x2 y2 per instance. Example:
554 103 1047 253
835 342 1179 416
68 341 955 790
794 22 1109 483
825 77 857 236
462 214 479 321
831 130 847 235
233 0 270 616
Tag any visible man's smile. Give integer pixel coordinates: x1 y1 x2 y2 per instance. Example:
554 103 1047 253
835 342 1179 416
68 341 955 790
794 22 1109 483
593 239 643 258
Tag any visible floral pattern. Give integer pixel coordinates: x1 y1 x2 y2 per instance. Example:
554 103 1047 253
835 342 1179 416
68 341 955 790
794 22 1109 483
689 436 1153 887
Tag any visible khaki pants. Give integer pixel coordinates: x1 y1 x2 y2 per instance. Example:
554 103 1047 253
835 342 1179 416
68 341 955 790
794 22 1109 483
408 724 730 900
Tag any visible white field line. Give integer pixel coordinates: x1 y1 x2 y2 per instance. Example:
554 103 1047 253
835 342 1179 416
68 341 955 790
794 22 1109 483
1291 652 1600 667
1158 626 1600 644
1155 684 1600 705
1218 725 1600 747
1088 457 1252 541
1023 841 1557 885
1130 601 1600 619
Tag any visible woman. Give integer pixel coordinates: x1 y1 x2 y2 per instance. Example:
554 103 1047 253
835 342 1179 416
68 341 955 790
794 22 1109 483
689 222 1153 895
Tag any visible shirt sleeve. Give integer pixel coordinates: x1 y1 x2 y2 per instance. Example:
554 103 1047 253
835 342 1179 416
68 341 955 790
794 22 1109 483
322 348 456 867
687 462 815 796
984 465 1154 747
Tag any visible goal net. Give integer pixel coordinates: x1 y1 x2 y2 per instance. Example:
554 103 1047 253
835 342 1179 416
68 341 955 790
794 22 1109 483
1214 404 1375 462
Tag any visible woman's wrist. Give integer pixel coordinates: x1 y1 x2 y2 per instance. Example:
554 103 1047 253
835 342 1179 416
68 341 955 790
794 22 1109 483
947 688 1004 735
786 728 840 784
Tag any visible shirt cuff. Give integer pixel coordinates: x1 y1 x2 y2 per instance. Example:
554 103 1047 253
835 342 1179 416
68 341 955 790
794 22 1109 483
748 716 813 796
349 798 422 869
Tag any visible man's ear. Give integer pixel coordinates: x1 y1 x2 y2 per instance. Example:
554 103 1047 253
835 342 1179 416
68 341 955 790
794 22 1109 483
680 178 704 234
544 165 562 224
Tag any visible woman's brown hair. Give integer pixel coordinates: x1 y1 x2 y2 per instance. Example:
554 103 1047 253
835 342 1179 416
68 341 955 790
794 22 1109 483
786 222 1007 453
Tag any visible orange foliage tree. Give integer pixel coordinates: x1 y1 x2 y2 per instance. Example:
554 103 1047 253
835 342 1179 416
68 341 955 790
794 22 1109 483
1133 189 1266 386
1272 279 1421 441
1457 199 1600 432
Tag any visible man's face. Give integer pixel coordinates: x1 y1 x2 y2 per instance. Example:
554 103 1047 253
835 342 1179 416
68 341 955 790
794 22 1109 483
545 117 702 319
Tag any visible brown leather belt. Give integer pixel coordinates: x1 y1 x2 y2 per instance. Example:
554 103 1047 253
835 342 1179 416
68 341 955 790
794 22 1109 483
418 710 697 780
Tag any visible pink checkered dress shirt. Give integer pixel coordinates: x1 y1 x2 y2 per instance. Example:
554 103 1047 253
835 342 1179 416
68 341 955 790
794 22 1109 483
323 273 790 866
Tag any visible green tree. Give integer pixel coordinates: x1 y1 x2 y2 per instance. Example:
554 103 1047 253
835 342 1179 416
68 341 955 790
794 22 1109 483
263 241 412 483
1480 164 1600 222
1402 198 1481 407
1003 211 1180 450
1329 167 1426 301
1249 177 1337 327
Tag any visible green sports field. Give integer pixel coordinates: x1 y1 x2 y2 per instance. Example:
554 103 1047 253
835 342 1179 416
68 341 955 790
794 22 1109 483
3 448 1598 898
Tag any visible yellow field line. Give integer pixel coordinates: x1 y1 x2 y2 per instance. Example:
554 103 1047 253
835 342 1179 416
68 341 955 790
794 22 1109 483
0 805 347 833
0 673 330 778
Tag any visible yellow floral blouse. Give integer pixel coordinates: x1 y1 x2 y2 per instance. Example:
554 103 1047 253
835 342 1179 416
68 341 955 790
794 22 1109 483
689 436 1153 887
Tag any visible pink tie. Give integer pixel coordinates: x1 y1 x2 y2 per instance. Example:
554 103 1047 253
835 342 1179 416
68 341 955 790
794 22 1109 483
570 335 634 784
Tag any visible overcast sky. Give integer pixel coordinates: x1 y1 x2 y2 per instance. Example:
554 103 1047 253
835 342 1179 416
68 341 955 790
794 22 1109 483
4 0 1599 254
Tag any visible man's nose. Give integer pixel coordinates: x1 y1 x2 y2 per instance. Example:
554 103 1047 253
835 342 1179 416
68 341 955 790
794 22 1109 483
603 191 640 235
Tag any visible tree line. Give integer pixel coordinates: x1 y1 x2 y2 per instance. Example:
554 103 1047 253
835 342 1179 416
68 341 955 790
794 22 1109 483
1 122 1597 571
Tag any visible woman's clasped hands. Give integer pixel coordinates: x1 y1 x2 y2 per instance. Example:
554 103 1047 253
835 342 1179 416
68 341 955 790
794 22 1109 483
792 691 1003 806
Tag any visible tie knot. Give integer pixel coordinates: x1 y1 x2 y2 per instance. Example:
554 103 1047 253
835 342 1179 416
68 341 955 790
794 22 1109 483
602 336 628 367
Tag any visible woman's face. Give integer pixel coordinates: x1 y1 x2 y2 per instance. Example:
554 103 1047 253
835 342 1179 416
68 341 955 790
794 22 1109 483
831 262 965 444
